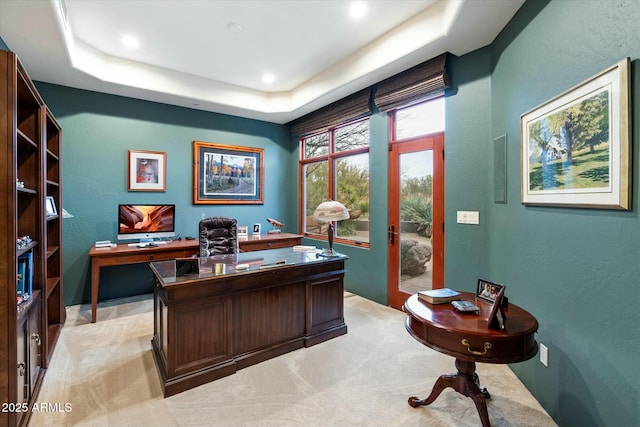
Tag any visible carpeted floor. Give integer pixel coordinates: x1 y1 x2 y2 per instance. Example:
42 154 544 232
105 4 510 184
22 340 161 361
31 293 557 427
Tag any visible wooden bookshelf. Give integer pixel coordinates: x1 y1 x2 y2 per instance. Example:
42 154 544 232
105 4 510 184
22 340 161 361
1 50 65 427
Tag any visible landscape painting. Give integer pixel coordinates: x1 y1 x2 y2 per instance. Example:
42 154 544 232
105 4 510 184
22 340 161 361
520 58 630 209
193 141 264 204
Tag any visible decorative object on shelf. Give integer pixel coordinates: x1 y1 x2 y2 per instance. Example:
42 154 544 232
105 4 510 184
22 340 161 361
476 278 505 304
266 217 284 233
252 223 261 234
237 225 248 236
16 179 24 188
45 196 57 217
128 149 166 192
16 235 32 250
313 200 349 257
521 58 631 209
193 141 264 204
17 251 33 296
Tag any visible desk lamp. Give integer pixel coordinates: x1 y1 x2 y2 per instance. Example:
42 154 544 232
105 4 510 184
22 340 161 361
313 200 349 257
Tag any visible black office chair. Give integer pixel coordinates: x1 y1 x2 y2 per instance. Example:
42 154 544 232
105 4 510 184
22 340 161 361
199 216 238 257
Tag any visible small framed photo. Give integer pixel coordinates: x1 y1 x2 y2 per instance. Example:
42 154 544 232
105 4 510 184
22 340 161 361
252 223 261 234
237 225 248 236
45 196 57 217
128 149 166 192
476 278 505 304
486 285 506 331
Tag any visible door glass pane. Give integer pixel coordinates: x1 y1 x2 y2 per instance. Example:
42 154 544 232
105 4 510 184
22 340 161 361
399 150 433 294
335 154 369 243
396 98 444 140
304 161 328 234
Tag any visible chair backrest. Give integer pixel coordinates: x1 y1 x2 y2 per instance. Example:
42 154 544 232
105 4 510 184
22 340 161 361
198 217 238 257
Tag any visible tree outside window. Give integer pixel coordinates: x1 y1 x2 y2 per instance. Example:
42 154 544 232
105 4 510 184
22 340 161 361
300 119 370 246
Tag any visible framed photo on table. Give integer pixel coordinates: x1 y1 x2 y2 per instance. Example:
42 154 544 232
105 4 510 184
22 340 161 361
193 141 264 205
476 278 504 304
486 285 506 331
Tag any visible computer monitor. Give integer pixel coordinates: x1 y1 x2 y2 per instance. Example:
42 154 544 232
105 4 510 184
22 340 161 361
118 204 176 242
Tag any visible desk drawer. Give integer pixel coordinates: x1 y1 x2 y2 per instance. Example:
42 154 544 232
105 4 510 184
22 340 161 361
427 327 536 363
241 237 300 251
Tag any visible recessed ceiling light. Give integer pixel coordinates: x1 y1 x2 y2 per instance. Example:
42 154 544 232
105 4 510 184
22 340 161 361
349 1 367 19
226 22 242 33
262 73 275 84
121 35 140 49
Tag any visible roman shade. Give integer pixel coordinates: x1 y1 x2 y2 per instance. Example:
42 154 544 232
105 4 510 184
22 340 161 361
374 53 449 113
290 88 371 137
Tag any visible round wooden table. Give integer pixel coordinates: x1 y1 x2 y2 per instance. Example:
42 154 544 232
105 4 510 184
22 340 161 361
403 292 538 427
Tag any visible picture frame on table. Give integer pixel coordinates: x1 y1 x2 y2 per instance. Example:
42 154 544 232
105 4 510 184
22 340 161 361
520 58 631 210
476 278 504 304
128 149 166 192
252 223 261 234
193 141 264 205
486 285 506 331
237 225 249 236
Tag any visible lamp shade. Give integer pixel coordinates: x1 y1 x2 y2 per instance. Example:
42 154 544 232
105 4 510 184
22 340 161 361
313 200 349 223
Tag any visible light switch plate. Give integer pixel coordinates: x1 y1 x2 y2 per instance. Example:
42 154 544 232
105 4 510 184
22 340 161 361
456 211 479 225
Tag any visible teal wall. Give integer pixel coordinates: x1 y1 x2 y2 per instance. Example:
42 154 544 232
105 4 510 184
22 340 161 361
486 1 638 426
34 84 293 306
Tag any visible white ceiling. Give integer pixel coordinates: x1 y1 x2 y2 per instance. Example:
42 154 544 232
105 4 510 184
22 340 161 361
0 0 524 124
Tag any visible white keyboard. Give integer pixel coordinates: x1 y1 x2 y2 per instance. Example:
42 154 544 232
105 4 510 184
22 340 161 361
127 241 169 247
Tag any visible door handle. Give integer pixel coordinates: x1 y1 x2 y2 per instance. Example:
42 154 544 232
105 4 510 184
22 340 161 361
388 224 397 244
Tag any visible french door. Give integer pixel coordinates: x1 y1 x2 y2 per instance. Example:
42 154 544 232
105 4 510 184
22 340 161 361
387 133 444 310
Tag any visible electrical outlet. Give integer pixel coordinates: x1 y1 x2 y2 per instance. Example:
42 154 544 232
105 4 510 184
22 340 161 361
540 343 549 367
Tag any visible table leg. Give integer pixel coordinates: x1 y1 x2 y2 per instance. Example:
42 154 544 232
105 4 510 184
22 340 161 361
408 358 491 427
91 259 100 323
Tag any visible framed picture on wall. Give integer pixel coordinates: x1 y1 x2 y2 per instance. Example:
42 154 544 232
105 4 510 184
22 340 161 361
128 150 166 192
193 141 264 205
520 58 631 210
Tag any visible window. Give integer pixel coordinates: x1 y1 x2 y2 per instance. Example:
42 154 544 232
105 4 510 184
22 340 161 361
300 119 370 246
394 97 445 140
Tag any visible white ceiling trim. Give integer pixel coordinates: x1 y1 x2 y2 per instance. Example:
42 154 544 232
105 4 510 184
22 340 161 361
0 0 524 124
51 0 464 119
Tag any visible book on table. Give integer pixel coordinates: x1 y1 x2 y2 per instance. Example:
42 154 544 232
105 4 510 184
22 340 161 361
417 288 462 304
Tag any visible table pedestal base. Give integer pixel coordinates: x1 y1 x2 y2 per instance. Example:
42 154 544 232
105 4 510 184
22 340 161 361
408 358 491 427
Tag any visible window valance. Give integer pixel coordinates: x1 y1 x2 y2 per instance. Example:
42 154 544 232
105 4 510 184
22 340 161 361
290 88 371 137
374 53 449 113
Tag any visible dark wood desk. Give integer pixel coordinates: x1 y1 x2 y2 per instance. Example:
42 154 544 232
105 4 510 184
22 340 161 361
150 248 347 397
88 233 302 322
403 292 538 427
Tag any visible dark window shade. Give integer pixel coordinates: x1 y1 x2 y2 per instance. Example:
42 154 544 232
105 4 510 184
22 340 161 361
290 88 371 137
374 53 449 113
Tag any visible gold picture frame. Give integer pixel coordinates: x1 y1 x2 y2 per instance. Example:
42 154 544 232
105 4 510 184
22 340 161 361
520 58 631 209
193 141 264 205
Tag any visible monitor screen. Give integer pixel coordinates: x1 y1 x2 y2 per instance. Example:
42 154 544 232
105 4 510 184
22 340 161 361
118 204 176 241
